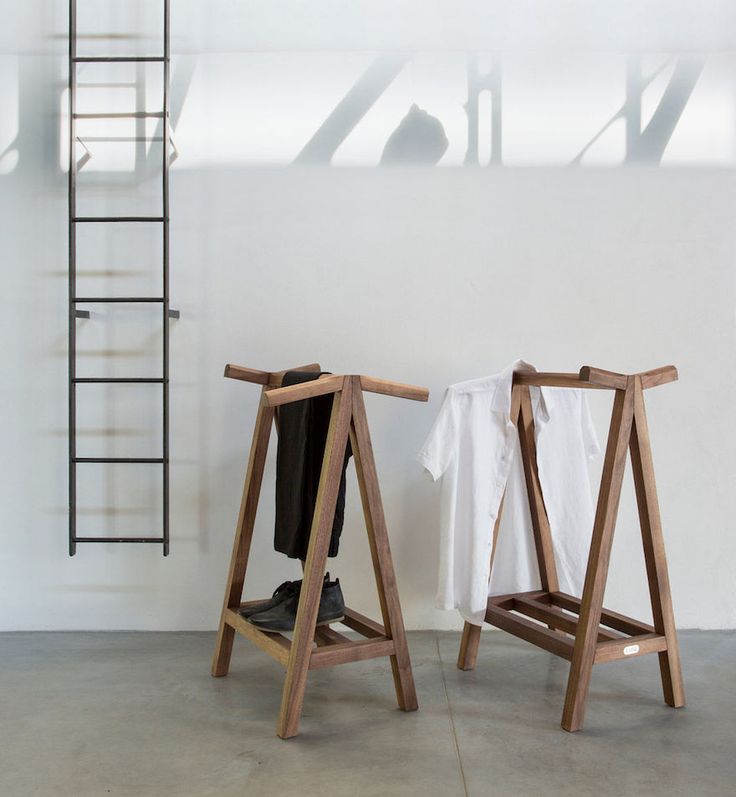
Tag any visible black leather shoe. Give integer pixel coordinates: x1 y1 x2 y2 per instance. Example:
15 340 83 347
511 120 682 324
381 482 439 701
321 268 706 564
248 576 345 633
239 579 296 620
239 573 332 619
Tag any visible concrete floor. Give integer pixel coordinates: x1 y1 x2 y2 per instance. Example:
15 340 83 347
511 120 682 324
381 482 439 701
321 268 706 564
0 630 734 797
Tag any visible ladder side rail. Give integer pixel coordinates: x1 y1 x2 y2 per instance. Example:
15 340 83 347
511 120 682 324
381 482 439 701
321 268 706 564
68 0 78 555
162 0 171 555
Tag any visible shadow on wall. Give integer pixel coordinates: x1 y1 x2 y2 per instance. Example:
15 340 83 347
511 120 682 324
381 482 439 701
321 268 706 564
293 53 705 168
0 51 710 182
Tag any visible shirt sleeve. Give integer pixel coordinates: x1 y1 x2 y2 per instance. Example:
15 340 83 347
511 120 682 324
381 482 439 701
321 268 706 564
581 393 601 459
416 388 458 481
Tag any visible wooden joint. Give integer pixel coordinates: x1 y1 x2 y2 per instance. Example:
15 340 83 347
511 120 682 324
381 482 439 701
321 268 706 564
224 609 291 667
578 366 629 390
341 607 387 638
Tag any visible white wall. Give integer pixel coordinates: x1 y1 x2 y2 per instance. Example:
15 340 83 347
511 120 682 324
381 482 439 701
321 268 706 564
1 2 735 631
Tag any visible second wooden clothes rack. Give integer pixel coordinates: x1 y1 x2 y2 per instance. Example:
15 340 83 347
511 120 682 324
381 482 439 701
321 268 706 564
211 362 427 738
457 365 685 732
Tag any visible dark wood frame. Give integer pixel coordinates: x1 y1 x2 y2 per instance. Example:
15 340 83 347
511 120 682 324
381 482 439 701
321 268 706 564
211 363 427 738
456 365 685 732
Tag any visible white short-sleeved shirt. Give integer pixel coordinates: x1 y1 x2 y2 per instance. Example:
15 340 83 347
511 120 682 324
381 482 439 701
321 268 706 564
417 360 600 626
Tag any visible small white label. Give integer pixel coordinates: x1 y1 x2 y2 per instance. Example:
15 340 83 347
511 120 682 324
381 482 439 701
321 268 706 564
623 644 640 656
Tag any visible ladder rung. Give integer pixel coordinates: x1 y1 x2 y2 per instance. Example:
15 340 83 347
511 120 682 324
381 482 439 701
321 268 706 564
77 136 165 143
74 297 165 303
73 378 166 384
74 537 166 544
73 56 167 63
73 112 165 119
73 457 165 464
73 217 166 223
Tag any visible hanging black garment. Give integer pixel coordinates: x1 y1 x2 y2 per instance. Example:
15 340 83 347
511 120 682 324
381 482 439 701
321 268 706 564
274 371 352 560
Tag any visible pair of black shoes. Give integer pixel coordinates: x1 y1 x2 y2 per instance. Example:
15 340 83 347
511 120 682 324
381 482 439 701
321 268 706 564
241 573 345 633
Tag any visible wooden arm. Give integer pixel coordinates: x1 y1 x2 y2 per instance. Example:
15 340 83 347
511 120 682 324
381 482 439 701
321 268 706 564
638 366 678 389
359 375 429 402
263 375 344 407
224 362 321 387
223 364 270 384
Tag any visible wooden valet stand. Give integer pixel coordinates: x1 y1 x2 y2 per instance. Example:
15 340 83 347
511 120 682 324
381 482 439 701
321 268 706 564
211 362 427 739
456 365 685 732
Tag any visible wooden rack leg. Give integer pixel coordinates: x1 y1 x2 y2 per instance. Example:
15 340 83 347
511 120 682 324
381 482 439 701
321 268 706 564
277 381 354 739
457 493 505 670
350 379 418 712
561 384 635 732
629 378 685 708
457 623 482 671
517 384 559 593
212 389 274 677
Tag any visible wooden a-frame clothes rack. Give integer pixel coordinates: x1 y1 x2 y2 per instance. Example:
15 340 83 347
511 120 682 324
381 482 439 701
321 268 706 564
456 365 685 732
211 362 428 739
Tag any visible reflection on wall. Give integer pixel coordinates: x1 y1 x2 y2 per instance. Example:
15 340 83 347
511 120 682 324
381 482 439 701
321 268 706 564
0 56 19 174
62 50 732 176
0 41 732 179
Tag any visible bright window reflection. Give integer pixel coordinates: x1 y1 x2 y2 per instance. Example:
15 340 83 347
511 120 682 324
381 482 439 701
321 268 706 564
0 56 19 174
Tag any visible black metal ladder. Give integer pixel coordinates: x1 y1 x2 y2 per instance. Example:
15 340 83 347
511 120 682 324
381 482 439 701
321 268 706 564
68 0 175 555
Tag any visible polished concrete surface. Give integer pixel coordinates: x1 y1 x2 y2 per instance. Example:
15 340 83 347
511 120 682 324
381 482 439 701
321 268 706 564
0 630 733 796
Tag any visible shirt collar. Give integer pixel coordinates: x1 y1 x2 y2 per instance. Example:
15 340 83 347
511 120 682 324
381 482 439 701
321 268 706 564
490 359 555 424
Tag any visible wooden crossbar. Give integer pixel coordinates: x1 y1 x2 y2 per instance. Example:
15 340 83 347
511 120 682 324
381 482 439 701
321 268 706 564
212 365 424 738
224 363 430 403
458 364 684 732
514 365 678 391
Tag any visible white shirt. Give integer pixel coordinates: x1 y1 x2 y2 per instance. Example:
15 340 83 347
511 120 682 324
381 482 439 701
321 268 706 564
417 360 600 626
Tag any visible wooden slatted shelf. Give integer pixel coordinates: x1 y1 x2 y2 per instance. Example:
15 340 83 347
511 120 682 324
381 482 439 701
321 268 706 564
486 590 667 665
230 602 395 671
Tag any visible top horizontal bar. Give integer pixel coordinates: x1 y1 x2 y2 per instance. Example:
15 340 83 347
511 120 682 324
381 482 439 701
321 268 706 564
514 365 678 391
224 363 430 403
264 375 344 407
514 372 611 390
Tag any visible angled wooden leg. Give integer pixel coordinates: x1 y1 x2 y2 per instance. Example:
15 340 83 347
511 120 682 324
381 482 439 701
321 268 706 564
212 389 274 677
457 623 482 671
277 381 354 739
517 384 559 593
350 378 418 712
561 384 635 732
458 492 505 670
629 378 685 708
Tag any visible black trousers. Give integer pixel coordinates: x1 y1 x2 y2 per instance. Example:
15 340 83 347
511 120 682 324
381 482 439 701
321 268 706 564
274 371 352 560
